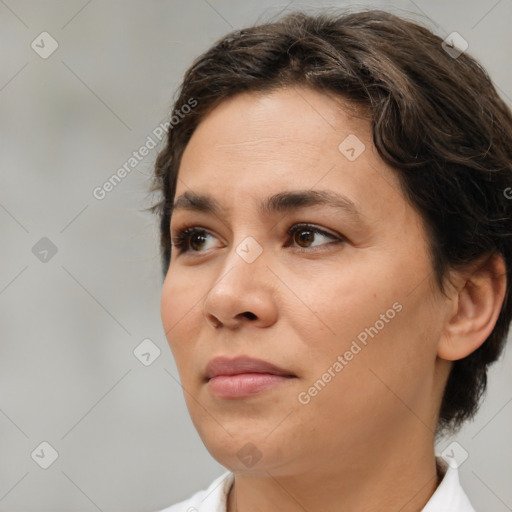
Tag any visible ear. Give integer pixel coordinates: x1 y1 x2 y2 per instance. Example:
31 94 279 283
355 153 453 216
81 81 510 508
438 252 507 361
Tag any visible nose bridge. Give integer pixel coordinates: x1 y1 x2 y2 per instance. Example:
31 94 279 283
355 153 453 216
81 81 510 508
203 233 277 328
233 234 265 265
211 232 267 296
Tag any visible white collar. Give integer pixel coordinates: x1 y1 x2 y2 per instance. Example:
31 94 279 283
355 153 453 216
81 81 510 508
421 457 476 511
160 457 475 511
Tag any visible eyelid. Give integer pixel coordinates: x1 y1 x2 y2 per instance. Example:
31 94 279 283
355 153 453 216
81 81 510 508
170 222 344 255
285 223 345 253
170 225 219 250
287 223 341 242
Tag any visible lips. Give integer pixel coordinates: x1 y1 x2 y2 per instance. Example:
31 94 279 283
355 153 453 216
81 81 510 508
204 356 297 399
204 356 296 380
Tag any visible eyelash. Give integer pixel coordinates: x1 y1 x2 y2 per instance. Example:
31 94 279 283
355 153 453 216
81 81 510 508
170 223 343 255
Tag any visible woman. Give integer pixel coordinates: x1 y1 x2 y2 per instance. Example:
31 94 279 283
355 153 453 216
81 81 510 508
151 9 512 512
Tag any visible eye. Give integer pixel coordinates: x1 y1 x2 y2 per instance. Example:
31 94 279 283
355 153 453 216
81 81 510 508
287 223 341 250
170 223 342 256
171 226 220 254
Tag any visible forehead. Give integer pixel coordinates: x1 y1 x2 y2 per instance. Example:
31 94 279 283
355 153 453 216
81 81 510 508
175 87 404 220
181 87 368 163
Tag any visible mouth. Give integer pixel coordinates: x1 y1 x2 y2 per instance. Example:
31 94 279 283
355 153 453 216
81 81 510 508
204 356 297 399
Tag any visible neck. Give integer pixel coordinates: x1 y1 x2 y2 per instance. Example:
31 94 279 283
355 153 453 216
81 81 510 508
227 432 441 512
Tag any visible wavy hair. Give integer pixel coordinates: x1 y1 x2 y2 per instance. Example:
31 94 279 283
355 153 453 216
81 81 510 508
150 9 512 436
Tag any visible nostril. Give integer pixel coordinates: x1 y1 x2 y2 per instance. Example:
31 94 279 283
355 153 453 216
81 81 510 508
241 311 257 320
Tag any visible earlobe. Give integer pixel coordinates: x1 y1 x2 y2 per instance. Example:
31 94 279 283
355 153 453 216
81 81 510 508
438 253 507 361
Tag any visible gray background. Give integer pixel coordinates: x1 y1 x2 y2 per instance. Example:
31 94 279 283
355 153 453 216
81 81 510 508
0 0 511 510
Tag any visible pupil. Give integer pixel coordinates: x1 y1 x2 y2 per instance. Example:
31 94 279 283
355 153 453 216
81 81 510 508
191 233 206 250
297 230 313 247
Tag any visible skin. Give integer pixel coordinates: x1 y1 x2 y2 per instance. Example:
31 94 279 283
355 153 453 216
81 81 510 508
161 86 506 512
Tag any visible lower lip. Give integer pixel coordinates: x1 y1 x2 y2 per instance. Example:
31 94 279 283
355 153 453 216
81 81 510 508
207 373 294 398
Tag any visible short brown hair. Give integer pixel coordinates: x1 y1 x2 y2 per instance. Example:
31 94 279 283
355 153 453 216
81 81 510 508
150 9 512 436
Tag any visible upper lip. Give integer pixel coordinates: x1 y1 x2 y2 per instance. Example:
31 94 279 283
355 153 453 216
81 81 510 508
204 356 296 380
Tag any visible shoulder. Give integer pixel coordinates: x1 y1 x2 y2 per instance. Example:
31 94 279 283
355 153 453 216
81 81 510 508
157 471 234 512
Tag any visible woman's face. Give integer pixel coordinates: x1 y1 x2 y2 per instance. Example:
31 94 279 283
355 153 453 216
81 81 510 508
161 87 452 476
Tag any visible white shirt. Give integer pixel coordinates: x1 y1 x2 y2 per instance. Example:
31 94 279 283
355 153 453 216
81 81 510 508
159 457 476 512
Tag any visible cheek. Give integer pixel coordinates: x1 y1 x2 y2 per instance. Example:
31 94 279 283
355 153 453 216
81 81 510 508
293 287 440 438
294 257 439 384
285 262 397 350
161 269 204 366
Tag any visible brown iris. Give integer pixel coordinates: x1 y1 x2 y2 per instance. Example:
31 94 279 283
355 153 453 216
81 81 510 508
294 229 315 248
190 232 208 251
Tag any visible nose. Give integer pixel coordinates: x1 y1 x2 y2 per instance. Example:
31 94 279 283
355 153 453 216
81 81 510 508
203 247 278 330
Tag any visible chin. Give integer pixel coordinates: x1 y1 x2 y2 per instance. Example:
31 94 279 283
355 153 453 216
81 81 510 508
198 424 301 477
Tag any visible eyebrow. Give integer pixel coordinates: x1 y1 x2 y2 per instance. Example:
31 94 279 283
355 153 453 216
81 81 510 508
171 189 362 220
